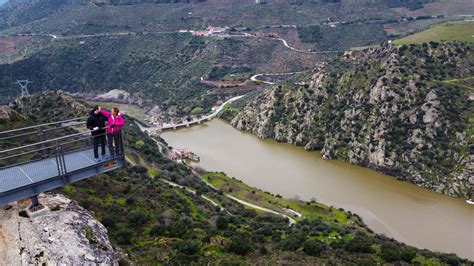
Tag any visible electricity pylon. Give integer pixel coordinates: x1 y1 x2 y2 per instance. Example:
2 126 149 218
14 79 33 97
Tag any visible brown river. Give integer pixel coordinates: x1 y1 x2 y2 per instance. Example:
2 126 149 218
161 119 474 260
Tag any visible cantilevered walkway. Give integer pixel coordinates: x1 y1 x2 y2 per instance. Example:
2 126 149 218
0 118 125 207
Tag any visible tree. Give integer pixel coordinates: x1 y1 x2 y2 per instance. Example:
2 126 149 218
116 228 134 245
216 216 229 230
381 242 403 262
303 239 325 257
344 234 373 253
167 219 189 238
149 224 165 236
400 246 417 262
179 239 202 255
101 215 117 229
229 234 254 256
127 210 149 225
280 231 306 251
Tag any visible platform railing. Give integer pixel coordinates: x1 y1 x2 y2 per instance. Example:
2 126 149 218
0 117 127 208
0 127 127 169
0 117 87 145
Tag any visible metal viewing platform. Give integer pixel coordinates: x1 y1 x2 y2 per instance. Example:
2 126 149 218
0 117 125 207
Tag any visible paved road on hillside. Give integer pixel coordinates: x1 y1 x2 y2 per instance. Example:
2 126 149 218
1 29 339 55
250 71 307 85
162 95 244 129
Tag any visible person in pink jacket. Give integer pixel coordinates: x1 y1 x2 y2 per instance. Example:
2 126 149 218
100 107 125 158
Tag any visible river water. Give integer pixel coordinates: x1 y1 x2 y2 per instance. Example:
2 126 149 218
161 119 474 260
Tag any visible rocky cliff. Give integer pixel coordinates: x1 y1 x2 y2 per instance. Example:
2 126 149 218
0 193 119 265
231 42 473 198
0 106 24 122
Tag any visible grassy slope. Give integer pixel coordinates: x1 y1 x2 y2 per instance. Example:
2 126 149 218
203 172 350 224
393 20 474 45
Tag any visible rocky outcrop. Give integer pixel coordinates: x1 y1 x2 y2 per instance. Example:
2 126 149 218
7 91 90 123
232 42 473 198
0 106 24 122
0 193 119 265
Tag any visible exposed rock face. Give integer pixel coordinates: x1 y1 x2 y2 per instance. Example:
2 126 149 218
232 42 473 198
0 106 24 122
0 193 119 265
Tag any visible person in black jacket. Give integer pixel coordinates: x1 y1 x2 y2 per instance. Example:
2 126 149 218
87 106 108 161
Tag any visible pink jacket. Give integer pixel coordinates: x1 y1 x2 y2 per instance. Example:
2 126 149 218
100 110 125 134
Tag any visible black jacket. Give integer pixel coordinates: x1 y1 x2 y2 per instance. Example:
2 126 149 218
87 112 107 136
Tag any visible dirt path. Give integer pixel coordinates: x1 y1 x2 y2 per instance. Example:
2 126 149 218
225 194 296 225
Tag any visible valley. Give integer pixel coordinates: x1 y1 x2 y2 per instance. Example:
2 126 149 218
0 0 473 264
161 118 474 260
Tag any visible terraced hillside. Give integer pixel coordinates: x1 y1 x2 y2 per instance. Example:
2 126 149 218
0 0 471 119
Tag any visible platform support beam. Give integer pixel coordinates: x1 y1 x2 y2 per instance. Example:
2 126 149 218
29 195 44 212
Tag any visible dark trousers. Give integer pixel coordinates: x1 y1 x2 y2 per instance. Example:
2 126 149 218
93 134 106 158
107 133 122 158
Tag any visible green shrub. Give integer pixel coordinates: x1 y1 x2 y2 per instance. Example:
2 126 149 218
216 216 229 230
280 231 306 251
229 234 254 256
401 246 417 262
303 239 325 257
116 228 134 245
149 224 165 236
101 215 117 229
127 210 150 226
344 234 373 253
179 239 202 255
381 242 403 262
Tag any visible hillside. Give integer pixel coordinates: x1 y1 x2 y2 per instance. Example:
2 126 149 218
393 20 474 45
0 0 431 34
0 0 471 120
1 92 470 264
0 31 325 117
229 42 473 198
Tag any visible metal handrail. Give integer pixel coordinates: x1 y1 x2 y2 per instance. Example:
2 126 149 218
0 122 86 141
0 121 126 208
0 127 110 154
0 130 124 170
0 117 87 135
0 143 57 161
0 130 98 161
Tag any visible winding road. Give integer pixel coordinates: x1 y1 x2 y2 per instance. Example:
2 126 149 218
162 95 245 130
214 32 340 54
250 71 307 85
1 28 339 55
